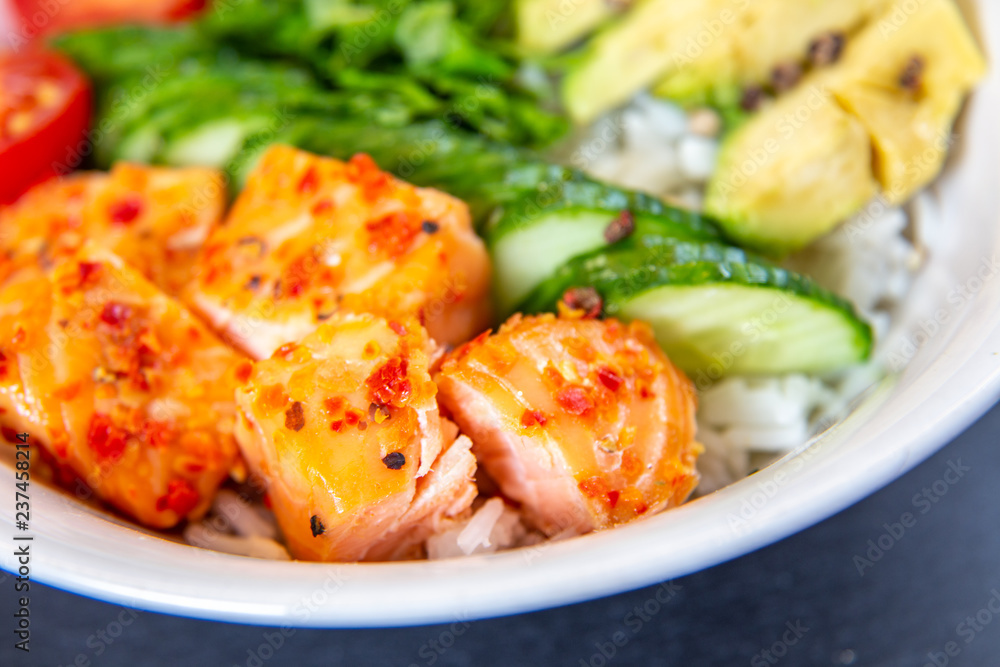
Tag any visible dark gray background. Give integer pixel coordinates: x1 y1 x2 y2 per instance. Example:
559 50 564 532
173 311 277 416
4 401 1000 667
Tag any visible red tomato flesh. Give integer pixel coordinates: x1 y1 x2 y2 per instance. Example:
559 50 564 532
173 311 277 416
10 0 207 36
0 50 91 205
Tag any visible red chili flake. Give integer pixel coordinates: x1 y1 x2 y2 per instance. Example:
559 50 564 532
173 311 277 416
78 261 102 286
281 256 314 299
52 381 81 401
607 490 621 508
604 211 635 244
388 320 408 337
382 451 406 470
141 419 173 448
365 212 421 258
542 364 566 389
578 476 609 499
348 153 379 177
274 343 298 359
51 432 70 459
520 409 547 429
621 450 642 477
298 167 320 194
310 515 325 537
367 357 412 407
639 384 654 400
234 361 254 384
99 302 132 328
108 197 143 225
344 410 361 426
597 367 624 392
330 419 344 432
457 330 491 358
155 479 200 515
556 386 594 416
634 501 649 516
561 287 603 319
311 199 334 215
87 413 128 461
203 265 222 286
133 370 151 393
284 401 306 431
348 153 392 200
324 397 346 414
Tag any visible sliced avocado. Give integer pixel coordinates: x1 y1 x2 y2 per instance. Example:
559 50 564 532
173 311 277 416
653 0 879 108
733 0 880 86
825 0 986 204
515 0 631 54
704 81 879 256
561 0 734 124
562 0 884 123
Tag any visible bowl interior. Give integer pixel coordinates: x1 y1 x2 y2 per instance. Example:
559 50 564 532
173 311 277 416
1 0 999 627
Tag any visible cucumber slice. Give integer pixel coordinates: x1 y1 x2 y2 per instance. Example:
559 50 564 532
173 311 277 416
486 182 724 315
519 238 873 377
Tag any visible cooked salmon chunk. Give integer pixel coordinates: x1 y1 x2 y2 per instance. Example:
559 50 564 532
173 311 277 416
0 163 226 296
0 265 49 438
189 145 492 360
0 243 241 528
233 313 477 562
435 312 701 537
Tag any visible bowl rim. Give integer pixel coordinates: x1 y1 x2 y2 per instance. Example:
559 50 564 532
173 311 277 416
2 0 1000 629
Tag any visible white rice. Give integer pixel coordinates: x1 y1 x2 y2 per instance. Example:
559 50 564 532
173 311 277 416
425 497 540 560
183 489 291 560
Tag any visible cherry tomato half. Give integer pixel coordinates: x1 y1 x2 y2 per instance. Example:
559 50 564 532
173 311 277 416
0 50 91 205
9 0 208 37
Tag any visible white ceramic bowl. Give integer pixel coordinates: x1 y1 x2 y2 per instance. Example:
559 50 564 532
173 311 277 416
2 1 999 627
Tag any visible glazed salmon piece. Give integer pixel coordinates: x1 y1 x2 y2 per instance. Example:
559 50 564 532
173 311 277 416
0 265 50 438
233 313 477 562
435 312 701 537
188 145 492 360
0 163 226 295
0 243 241 528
